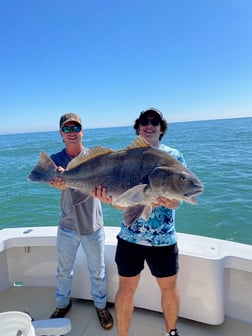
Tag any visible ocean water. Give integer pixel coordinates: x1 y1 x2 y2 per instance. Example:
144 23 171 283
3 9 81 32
0 117 251 245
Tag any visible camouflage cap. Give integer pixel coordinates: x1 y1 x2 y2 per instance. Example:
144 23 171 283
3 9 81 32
59 113 82 128
139 107 164 120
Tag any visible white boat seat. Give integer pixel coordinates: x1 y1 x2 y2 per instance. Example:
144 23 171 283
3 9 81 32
32 318 71 336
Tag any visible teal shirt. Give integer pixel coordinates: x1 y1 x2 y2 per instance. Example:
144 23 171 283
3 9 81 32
118 144 186 246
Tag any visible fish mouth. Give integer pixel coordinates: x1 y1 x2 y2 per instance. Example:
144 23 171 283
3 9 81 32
184 188 203 204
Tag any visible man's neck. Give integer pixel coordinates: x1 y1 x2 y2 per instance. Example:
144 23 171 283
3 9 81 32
66 144 83 158
146 138 160 148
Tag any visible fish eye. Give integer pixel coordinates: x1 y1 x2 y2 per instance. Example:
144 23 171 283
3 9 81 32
179 175 187 182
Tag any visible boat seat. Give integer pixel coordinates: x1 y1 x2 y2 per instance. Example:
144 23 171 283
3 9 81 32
32 318 71 336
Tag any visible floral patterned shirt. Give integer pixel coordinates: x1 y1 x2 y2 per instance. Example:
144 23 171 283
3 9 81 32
118 144 186 246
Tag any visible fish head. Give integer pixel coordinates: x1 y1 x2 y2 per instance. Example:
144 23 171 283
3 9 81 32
149 166 204 204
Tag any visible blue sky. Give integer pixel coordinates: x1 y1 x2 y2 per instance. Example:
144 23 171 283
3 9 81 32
1 0 252 134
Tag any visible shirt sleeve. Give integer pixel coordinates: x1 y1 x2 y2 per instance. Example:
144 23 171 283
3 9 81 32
159 144 187 167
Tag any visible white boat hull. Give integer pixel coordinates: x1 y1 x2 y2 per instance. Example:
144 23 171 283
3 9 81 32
0 226 252 326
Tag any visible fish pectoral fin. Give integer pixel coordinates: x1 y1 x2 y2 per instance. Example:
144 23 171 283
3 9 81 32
115 184 148 205
71 189 90 205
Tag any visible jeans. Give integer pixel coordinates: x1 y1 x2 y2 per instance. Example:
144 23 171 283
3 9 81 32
55 226 107 309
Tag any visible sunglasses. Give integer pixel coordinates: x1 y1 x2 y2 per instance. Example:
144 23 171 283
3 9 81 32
140 117 160 126
61 125 82 133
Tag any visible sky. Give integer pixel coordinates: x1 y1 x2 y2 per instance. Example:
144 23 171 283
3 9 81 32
1 0 252 134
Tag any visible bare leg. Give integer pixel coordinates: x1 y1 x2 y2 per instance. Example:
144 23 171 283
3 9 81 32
115 274 140 336
156 274 179 333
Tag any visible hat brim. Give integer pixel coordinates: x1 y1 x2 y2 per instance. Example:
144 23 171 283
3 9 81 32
139 108 164 120
60 118 82 128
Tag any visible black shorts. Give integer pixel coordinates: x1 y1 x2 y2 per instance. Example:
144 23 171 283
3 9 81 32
115 236 179 278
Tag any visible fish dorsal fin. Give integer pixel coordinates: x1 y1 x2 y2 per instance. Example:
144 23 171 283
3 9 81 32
66 146 114 170
127 135 151 149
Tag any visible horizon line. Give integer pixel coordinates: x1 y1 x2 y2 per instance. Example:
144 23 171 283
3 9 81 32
0 115 251 136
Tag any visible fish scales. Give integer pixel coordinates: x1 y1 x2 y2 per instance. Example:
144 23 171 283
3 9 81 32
63 147 174 194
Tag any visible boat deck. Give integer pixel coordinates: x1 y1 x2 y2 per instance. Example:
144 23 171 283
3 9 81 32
0 286 251 336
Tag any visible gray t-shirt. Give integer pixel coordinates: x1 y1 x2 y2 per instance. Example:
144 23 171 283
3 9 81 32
51 148 104 235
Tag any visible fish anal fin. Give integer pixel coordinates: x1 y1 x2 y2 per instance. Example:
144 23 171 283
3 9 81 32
67 146 114 170
123 205 145 227
71 189 91 205
140 205 153 220
123 205 152 227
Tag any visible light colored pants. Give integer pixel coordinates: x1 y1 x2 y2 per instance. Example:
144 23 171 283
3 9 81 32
55 226 107 309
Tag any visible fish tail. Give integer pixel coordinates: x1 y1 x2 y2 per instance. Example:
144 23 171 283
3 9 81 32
28 152 57 182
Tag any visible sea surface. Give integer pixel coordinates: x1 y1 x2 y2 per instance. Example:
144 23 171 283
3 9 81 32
0 117 252 245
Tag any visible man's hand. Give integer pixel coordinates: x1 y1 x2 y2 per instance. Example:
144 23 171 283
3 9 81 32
152 198 179 209
49 166 67 190
92 186 113 205
92 186 125 210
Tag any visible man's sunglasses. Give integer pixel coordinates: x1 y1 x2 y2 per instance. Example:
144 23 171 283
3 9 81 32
61 125 82 133
140 118 160 126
